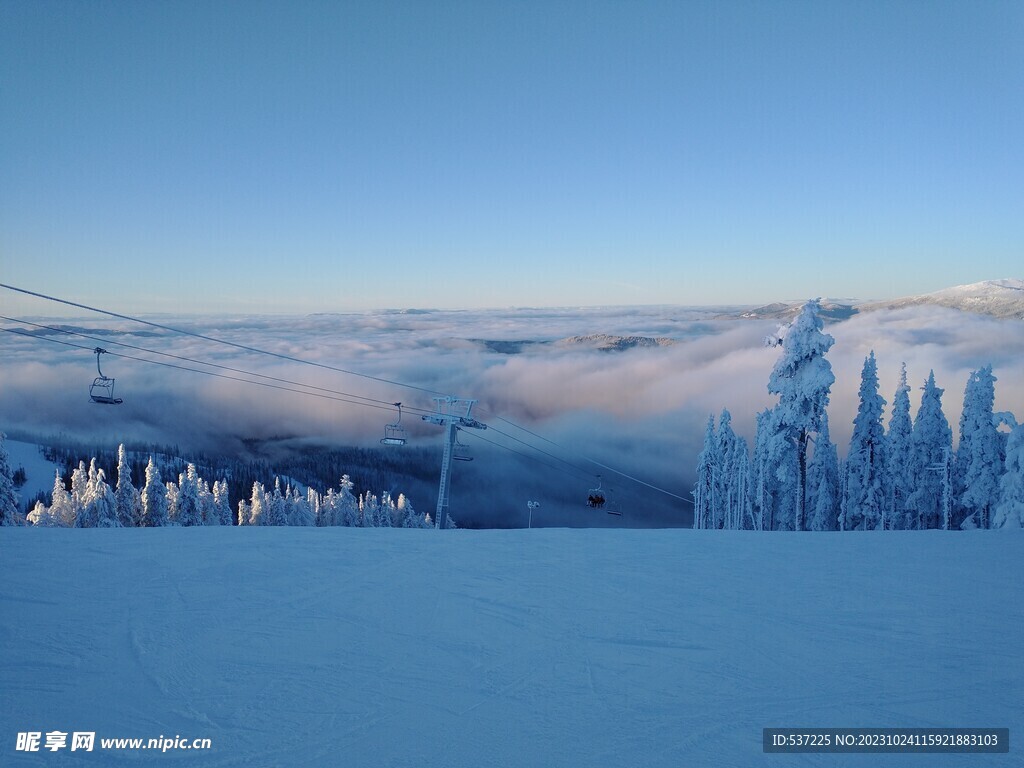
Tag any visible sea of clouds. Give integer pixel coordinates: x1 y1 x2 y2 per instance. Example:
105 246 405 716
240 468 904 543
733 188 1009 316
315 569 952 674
2 304 1022 526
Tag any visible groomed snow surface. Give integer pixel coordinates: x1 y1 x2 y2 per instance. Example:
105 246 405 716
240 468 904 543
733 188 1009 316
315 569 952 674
2 528 1021 767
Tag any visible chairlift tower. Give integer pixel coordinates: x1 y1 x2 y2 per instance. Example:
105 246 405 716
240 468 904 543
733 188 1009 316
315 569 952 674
422 397 486 529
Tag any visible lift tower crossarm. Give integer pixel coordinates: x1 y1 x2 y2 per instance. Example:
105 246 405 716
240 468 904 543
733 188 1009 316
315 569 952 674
422 397 486 529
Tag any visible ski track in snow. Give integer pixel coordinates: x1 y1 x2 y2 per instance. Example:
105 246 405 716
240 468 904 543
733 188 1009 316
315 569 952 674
1 528 1021 767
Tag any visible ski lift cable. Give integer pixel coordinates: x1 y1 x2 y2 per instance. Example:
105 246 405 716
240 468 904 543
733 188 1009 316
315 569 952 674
0 283 450 399
3 325 657 502
0 326 405 414
3 285 691 504
0 314 441 417
458 428 593 482
483 424 596 480
483 412 694 504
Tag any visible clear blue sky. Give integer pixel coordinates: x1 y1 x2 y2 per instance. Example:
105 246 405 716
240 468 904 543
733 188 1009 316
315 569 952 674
2 0 1022 314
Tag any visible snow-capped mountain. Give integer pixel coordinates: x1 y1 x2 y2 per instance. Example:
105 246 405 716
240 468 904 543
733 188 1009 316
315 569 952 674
860 278 1024 319
721 280 1024 322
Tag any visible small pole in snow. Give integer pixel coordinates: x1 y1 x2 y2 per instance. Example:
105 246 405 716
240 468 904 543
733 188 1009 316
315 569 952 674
527 501 540 529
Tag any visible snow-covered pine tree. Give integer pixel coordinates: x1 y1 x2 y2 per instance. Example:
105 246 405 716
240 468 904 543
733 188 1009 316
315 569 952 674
805 413 839 531
248 482 268 526
174 464 204 527
114 444 141 527
0 432 23 526
713 410 750 529
732 435 753 529
89 469 120 527
70 461 88 518
197 479 215 525
844 352 887 530
360 492 380 527
992 417 1024 528
338 475 359 527
165 481 179 524
886 363 915 530
48 470 74 527
317 488 336 526
955 366 1003 529
267 478 287 526
398 494 429 528
306 487 321 526
713 411 733 528
75 462 100 528
140 457 169 527
27 500 58 526
236 498 251 526
692 415 717 529
750 409 772 531
766 299 835 531
906 371 953 530
213 480 232 526
289 484 314 526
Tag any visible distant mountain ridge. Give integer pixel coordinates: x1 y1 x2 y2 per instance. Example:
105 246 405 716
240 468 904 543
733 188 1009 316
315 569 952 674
859 278 1024 319
723 279 1024 322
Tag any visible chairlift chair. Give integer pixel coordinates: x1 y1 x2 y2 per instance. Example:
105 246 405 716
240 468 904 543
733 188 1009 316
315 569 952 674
586 476 606 509
380 402 409 446
89 348 123 405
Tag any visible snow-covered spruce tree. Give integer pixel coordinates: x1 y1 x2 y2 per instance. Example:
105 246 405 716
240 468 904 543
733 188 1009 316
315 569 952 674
338 475 360 527
360 492 380 527
175 464 204 527
70 461 88 517
398 494 429 528
886 363 916 530
992 418 1024 528
805 413 839 531
27 500 58 526
266 478 288 526
140 457 169 527
692 415 717 529
289 484 314 526
906 371 953 530
750 409 772 531
731 435 753 529
379 492 396 527
306 487 321 526
714 410 751 530
317 488 336 526
236 498 251 526
751 406 800 531
213 480 232 525
843 352 887 531
766 299 835 531
955 366 1003 529
115 444 142 527
0 432 23 526
89 469 120 527
165 481 179 523
48 470 74 527
248 482 268 526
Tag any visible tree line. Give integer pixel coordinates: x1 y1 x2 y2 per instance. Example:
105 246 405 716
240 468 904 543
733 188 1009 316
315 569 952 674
693 300 1023 530
0 441 442 528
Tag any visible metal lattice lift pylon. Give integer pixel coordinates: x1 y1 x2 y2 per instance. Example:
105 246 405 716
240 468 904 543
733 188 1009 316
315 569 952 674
422 397 486 529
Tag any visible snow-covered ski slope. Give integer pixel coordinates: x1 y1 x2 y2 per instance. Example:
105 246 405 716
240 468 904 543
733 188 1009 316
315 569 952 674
2 528 1020 767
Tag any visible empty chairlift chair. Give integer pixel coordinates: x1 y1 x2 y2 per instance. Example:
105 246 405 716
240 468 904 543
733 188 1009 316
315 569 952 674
89 347 123 405
380 402 409 446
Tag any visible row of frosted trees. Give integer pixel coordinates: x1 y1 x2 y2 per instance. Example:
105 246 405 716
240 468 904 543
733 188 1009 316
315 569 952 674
693 300 1024 530
1 442 435 529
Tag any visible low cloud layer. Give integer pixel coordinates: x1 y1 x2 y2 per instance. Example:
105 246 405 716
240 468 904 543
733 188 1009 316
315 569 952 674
2 305 1022 526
